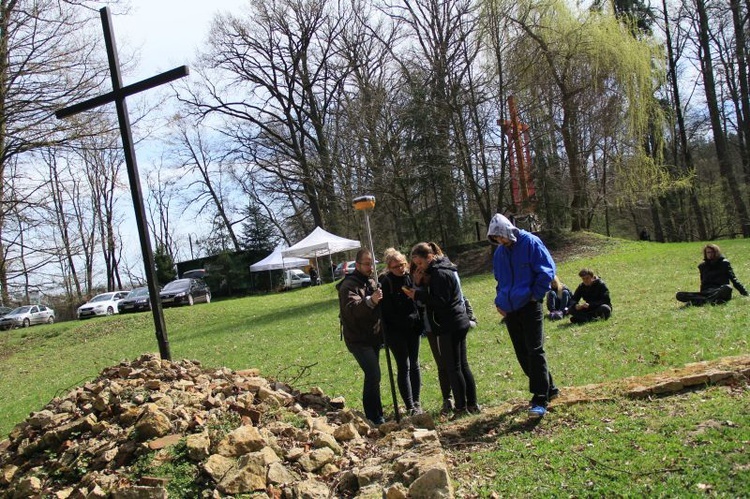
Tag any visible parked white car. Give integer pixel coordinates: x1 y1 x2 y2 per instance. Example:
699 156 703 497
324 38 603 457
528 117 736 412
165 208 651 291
77 291 130 319
282 269 311 290
0 305 55 330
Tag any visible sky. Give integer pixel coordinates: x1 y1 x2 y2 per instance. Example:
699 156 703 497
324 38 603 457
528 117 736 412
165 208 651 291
114 0 247 82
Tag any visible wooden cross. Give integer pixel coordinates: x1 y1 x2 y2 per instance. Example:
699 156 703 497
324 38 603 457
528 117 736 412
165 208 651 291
56 7 190 361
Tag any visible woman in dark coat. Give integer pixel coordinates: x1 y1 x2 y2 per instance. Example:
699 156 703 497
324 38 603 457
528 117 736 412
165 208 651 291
676 244 748 306
379 248 423 415
403 242 478 418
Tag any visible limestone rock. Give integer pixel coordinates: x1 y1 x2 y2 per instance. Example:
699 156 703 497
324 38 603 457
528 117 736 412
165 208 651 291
292 478 330 498
333 422 360 442
216 425 265 457
0 354 458 499
134 404 171 440
13 476 41 498
386 482 409 499
408 466 453 498
217 451 269 494
267 461 300 485
204 454 236 482
0 464 18 486
298 447 335 472
312 430 343 455
186 431 211 461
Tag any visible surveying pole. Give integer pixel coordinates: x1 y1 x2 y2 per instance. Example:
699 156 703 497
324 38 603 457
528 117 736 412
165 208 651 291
352 195 400 423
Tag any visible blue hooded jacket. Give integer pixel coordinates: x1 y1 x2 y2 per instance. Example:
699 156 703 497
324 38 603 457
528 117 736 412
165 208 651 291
487 214 556 313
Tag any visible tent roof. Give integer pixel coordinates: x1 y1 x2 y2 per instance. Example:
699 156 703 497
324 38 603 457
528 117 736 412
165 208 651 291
281 226 361 259
249 246 309 272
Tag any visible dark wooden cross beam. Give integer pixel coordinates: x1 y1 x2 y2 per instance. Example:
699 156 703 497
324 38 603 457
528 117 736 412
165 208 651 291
56 7 190 361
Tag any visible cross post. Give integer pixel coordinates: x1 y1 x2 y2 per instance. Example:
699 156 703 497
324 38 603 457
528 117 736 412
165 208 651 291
56 7 190 361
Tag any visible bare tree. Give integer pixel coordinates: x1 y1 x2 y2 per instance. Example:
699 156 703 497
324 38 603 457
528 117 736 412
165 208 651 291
693 0 750 236
180 0 351 234
77 133 125 291
167 117 242 252
146 162 179 260
43 148 85 300
0 0 113 303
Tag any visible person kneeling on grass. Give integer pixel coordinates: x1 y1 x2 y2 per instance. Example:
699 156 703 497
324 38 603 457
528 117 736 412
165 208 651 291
568 269 612 324
675 244 748 306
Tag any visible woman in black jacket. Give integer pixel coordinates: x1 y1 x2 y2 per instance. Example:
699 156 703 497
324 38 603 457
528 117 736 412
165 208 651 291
403 242 478 418
676 244 748 306
379 248 423 415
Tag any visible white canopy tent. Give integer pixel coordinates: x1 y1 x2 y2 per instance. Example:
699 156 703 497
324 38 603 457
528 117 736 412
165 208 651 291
281 227 361 280
249 246 309 291
249 246 309 272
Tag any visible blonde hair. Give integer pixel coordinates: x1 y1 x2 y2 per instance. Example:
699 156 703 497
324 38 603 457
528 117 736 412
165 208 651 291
551 275 566 299
383 247 408 273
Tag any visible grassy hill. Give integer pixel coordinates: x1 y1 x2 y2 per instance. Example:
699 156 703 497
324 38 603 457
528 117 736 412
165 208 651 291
1 233 748 495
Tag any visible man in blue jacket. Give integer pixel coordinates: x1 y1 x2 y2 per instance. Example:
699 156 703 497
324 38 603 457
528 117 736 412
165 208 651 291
488 214 559 418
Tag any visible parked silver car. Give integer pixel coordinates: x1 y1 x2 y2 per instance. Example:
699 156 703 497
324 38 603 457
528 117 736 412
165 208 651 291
0 305 55 330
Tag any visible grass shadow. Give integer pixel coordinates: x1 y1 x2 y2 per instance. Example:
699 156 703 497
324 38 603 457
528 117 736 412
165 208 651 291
439 404 543 450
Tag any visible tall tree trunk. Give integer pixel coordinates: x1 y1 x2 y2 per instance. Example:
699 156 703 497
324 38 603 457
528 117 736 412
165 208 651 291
0 5 9 305
561 100 586 231
696 0 750 237
730 0 750 192
48 155 83 299
662 0 707 240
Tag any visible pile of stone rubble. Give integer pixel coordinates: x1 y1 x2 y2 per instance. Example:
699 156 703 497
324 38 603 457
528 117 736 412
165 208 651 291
0 354 453 498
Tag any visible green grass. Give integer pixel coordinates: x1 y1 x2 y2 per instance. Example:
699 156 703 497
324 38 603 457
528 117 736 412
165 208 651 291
450 386 749 497
1 234 749 496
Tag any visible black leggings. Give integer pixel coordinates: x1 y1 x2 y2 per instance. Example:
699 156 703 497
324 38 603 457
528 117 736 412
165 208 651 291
436 328 477 410
676 285 732 306
387 332 421 409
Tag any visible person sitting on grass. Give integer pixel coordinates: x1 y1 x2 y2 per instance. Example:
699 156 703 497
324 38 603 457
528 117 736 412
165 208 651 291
675 244 748 306
546 275 572 320
568 269 612 324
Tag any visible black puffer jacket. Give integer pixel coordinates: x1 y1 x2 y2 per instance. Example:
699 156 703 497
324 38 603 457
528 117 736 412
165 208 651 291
337 271 382 347
414 257 469 335
379 272 422 338
570 278 612 310
699 257 748 295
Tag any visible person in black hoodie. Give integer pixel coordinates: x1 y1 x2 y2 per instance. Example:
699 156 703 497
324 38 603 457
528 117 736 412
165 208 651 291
676 244 748 306
379 248 424 415
337 249 385 425
568 268 612 324
403 242 478 418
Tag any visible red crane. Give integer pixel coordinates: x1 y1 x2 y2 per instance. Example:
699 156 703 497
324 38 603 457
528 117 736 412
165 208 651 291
498 95 539 230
